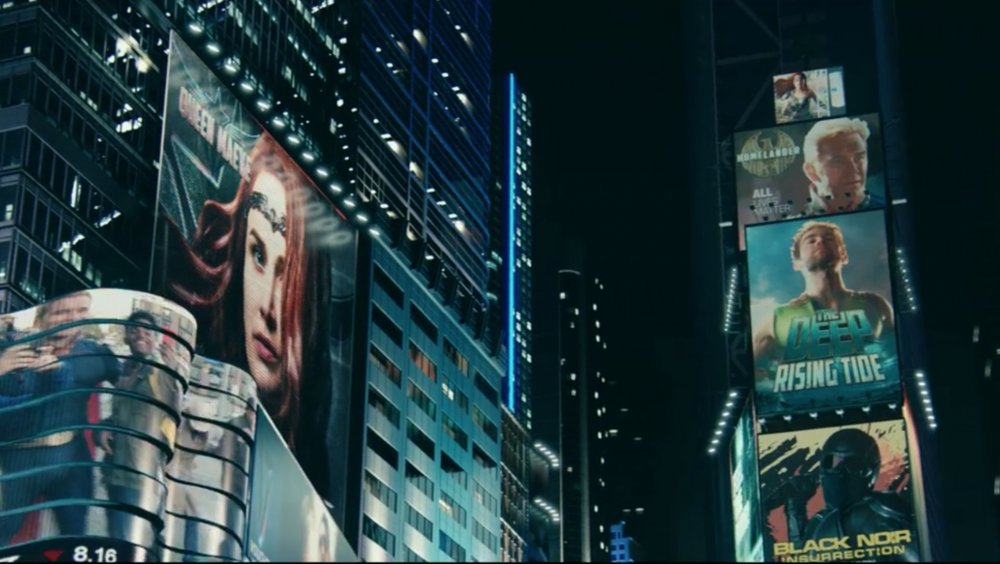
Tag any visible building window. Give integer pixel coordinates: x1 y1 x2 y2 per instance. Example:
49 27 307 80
373 305 403 346
472 406 499 443
473 518 498 553
410 304 439 342
370 344 402 386
364 470 398 512
407 420 436 459
444 338 469 375
442 413 468 450
472 443 497 473
362 515 396 556
438 531 466 562
409 340 437 382
368 386 400 428
408 379 437 420
405 461 434 499
405 503 434 540
374 263 404 306
474 371 499 405
439 490 467 527
440 452 468 489
403 545 426 562
367 428 399 469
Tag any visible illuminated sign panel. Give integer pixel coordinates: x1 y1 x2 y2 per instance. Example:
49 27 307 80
733 113 885 249
154 33 359 524
730 400 765 562
757 419 920 562
772 67 847 125
746 211 900 417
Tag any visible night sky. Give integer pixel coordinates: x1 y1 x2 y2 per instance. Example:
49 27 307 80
493 1 999 561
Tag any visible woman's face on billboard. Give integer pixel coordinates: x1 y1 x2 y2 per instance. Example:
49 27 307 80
242 172 288 394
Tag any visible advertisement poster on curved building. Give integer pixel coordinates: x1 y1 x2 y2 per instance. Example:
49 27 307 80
153 32 359 524
0 289 196 560
757 419 921 562
747 210 900 417
730 399 764 562
733 113 884 249
772 67 847 125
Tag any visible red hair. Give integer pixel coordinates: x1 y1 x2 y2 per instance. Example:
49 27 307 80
170 132 311 447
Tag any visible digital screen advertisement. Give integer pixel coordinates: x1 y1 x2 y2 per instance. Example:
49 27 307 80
757 419 920 562
772 67 847 125
245 407 357 562
730 399 765 562
733 113 884 249
153 32 359 522
747 210 900 417
0 289 196 556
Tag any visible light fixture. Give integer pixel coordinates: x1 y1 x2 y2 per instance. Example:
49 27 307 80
329 183 343 194
239 80 254 93
356 213 369 224
205 42 221 55
302 151 316 163
256 99 272 112
316 167 329 179
369 227 381 237
287 134 301 146
187 22 204 34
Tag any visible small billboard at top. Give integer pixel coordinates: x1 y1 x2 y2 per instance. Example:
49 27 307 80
733 112 885 249
773 67 846 125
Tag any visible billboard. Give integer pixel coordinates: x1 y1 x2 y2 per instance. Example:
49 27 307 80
733 113 884 249
758 419 920 562
245 407 357 562
747 210 900 417
154 32 359 520
772 67 847 125
730 400 764 562
0 289 196 560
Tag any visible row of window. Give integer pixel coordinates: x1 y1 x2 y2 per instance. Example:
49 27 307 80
364 470 398 512
407 379 437 420
370 343 402 386
472 405 498 443
438 530 466 562
472 518 498 553
368 385 400 428
404 503 433 541
362 515 396 556
439 490 467 528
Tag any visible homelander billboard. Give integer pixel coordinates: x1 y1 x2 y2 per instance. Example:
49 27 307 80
757 419 920 562
747 210 900 417
153 32 359 523
733 113 885 249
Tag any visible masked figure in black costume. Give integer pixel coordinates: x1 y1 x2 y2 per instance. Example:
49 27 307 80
785 429 920 562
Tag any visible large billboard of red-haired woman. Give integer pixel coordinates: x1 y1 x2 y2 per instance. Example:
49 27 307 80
152 33 359 530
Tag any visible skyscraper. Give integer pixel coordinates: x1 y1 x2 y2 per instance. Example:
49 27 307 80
557 266 614 562
492 73 533 562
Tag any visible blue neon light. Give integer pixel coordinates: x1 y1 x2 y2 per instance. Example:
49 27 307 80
507 73 516 412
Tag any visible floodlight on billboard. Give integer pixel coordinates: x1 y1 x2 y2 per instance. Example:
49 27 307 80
733 113 885 249
746 210 901 417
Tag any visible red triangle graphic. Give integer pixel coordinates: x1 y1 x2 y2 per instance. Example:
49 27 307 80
42 550 62 562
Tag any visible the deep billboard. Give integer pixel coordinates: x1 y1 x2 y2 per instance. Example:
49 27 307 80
153 32 358 521
772 67 847 125
747 210 900 417
730 399 765 562
757 419 920 562
733 113 885 249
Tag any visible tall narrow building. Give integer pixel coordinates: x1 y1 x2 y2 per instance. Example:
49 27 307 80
558 266 613 561
490 73 533 562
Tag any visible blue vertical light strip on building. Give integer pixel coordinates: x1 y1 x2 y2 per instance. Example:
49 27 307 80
507 73 516 412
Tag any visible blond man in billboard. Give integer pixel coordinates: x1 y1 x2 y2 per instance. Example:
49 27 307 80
752 221 894 364
799 117 884 216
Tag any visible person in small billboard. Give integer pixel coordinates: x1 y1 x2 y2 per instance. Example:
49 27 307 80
752 219 894 370
798 117 884 217
99 309 182 540
170 132 320 448
0 291 120 544
775 71 829 123
778 428 919 562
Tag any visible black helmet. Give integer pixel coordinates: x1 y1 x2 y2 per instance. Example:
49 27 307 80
818 428 880 508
